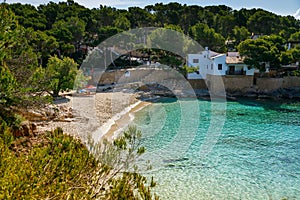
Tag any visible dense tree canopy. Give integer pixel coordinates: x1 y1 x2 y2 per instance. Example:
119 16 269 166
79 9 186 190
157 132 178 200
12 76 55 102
10 3 47 30
0 4 80 128
4 1 299 56
247 10 279 35
0 4 42 111
237 35 287 71
289 31 300 41
189 23 226 52
1 1 300 77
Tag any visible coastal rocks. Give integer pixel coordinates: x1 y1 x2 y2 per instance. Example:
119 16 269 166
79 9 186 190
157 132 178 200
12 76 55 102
12 121 37 138
244 93 258 98
17 96 78 135
267 87 300 99
138 85 151 92
25 110 48 121
223 86 300 100
227 90 243 97
152 90 176 97
24 103 74 123
243 87 257 94
248 88 300 100
137 84 175 97
194 89 210 97
137 83 203 98
225 86 258 98
136 84 299 100
293 93 300 99
242 87 258 98
54 106 74 121
257 94 273 99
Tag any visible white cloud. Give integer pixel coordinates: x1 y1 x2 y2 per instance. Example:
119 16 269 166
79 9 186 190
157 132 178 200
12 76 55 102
293 8 300 20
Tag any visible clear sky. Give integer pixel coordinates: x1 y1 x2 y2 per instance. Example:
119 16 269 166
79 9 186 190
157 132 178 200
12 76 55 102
5 0 300 19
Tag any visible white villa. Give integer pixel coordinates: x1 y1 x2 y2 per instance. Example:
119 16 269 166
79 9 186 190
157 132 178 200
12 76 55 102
187 47 255 79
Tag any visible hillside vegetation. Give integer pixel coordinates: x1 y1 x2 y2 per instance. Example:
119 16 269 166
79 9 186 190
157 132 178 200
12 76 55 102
3 1 299 71
0 1 300 198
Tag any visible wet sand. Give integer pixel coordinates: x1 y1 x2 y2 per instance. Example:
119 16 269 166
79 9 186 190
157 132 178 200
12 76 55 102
103 101 151 141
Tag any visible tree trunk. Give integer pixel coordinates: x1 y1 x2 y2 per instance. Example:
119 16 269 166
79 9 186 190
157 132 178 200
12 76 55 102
52 90 60 97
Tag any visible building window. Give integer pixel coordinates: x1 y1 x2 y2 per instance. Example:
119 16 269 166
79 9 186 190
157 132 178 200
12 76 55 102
207 65 208 69
211 64 213 70
218 64 222 70
193 59 199 63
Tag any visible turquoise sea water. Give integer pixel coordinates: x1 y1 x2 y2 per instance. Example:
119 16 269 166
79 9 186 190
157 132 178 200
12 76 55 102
133 98 300 200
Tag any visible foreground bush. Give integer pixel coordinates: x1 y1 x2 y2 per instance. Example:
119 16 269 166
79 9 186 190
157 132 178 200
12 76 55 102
0 124 158 199
0 126 96 199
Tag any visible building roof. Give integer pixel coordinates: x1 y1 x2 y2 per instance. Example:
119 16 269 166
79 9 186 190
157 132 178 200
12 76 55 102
226 52 245 64
209 50 221 58
211 53 225 59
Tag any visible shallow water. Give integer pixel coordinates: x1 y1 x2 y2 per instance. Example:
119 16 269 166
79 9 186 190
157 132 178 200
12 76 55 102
133 98 300 200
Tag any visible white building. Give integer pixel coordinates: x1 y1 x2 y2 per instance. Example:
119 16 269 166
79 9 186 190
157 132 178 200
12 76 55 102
226 52 255 76
187 48 226 79
187 48 254 79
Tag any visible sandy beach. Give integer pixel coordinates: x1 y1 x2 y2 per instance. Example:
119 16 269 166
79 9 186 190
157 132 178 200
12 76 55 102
36 91 151 142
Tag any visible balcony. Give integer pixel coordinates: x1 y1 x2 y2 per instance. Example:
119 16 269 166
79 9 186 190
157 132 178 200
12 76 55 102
226 70 245 75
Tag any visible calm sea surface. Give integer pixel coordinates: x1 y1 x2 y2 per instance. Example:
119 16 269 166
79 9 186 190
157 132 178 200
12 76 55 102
132 98 300 200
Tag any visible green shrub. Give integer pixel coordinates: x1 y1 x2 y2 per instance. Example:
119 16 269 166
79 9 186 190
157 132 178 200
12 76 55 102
0 127 97 199
0 126 159 199
87 125 159 200
291 70 300 76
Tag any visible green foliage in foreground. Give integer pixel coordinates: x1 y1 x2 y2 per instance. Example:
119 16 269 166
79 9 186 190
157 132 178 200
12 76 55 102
88 126 158 200
0 124 158 199
0 126 96 199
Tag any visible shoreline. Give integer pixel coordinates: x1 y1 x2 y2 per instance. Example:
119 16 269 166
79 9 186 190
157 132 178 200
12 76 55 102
34 92 154 143
91 99 152 142
34 90 300 141
101 100 152 141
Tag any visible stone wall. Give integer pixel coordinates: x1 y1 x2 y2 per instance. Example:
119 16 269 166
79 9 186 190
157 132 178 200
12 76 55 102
223 75 253 92
96 69 300 96
97 69 151 84
256 78 283 92
283 76 300 88
188 79 207 89
206 74 226 96
205 75 254 95
98 68 186 85
256 76 300 92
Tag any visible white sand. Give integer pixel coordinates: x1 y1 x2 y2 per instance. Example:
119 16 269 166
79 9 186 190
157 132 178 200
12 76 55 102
36 92 150 142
